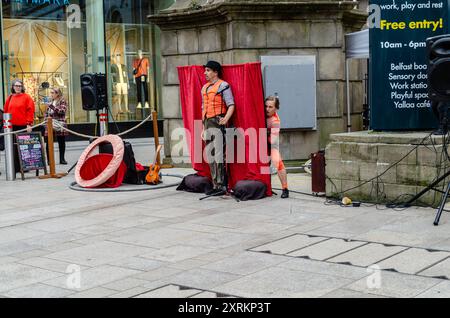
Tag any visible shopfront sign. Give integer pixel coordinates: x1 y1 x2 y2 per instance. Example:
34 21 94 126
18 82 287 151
369 0 449 130
2 0 71 5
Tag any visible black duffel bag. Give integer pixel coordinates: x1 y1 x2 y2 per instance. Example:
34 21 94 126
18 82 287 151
99 140 142 184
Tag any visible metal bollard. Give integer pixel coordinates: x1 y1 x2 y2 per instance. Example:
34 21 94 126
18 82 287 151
3 113 15 181
99 109 108 137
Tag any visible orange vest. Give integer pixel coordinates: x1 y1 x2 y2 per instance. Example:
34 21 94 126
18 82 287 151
202 80 228 119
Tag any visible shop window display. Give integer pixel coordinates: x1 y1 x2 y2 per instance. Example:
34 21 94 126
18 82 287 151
1 0 174 126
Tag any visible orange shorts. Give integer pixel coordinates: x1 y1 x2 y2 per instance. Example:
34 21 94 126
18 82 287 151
271 148 285 172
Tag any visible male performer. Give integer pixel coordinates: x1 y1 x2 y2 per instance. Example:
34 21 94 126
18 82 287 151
202 61 235 195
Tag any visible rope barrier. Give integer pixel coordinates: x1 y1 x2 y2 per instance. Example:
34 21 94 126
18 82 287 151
51 113 154 140
117 113 153 137
1 113 153 139
53 123 99 139
0 121 46 137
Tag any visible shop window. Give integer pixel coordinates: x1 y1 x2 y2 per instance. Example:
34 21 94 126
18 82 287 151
1 0 174 125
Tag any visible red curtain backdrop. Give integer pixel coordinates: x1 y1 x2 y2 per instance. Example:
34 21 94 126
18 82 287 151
177 62 271 196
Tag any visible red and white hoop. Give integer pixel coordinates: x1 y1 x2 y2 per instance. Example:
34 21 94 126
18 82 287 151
75 135 125 188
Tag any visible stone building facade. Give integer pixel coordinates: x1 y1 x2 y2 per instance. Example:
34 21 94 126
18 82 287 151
149 0 367 164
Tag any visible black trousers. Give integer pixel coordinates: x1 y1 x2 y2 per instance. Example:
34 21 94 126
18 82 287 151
45 135 66 163
136 75 149 104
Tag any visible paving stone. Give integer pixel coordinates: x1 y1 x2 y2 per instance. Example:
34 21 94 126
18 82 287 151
18 257 89 274
70 224 124 235
68 287 118 298
187 212 272 229
110 228 211 249
21 232 86 249
45 242 85 252
417 258 450 279
134 284 202 298
0 256 19 265
182 232 260 250
44 241 155 267
0 263 62 293
354 229 435 247
139 207 199 219
167 268 242 291
415 281 450 298
251 234 328 255
0 241 36 257
43 265 140 291
24 216 103 233
0 228 48 245
134 266 184 282
228 222 296 235
278 258 370 280
108 257 167 272
12 249 52 260
287 238 367 261
214 267 353 298
103 216 162 229
168 222 230 234
346 271 442 298
191 291 236 298
140 245 214 263
108 286 151 298
328 243 408 267
377 248 450 274
308 213 403 236
102 278 149 292
1 283 75 298
320 288 387 298
201 252 288 276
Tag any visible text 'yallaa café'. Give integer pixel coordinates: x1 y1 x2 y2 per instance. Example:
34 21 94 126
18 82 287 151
370 0 449 130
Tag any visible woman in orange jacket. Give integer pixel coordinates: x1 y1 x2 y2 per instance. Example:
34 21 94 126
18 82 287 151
3 79 35 132
3 79 35 173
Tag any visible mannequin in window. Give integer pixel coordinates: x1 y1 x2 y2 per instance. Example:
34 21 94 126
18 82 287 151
133 49 150 109
111 54 130 115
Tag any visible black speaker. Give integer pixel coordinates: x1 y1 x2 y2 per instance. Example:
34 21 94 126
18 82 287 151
80 73 108 111
427 34 450 102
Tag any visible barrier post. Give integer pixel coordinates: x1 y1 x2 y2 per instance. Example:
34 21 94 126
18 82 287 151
99 109 108 137
3 113 15 181
39 117 67 179
47 117 56 176
152 110 160 165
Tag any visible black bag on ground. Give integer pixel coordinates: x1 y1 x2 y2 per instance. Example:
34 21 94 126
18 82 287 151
99 140 142 184
232 180 267 201
177 173 213 193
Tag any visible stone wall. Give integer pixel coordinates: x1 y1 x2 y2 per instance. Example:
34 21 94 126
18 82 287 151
326 131 447 206
150 0 367 164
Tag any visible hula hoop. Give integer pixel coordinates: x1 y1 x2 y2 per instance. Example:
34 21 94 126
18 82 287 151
75 135 125 188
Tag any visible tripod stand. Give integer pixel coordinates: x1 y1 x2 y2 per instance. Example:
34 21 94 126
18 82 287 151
403 129 450 225
404 168 450 226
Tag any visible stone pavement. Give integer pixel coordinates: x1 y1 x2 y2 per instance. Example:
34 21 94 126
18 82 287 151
1 139 450 298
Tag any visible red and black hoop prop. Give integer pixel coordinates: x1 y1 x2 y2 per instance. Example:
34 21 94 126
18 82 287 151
75 135 125 188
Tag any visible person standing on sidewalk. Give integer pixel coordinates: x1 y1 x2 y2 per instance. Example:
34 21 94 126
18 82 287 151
44 87 68 165
3 79 35 173
201 61 235 195
265 96 289 198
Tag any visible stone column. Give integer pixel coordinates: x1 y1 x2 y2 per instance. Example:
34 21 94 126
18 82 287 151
150 0 367 165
